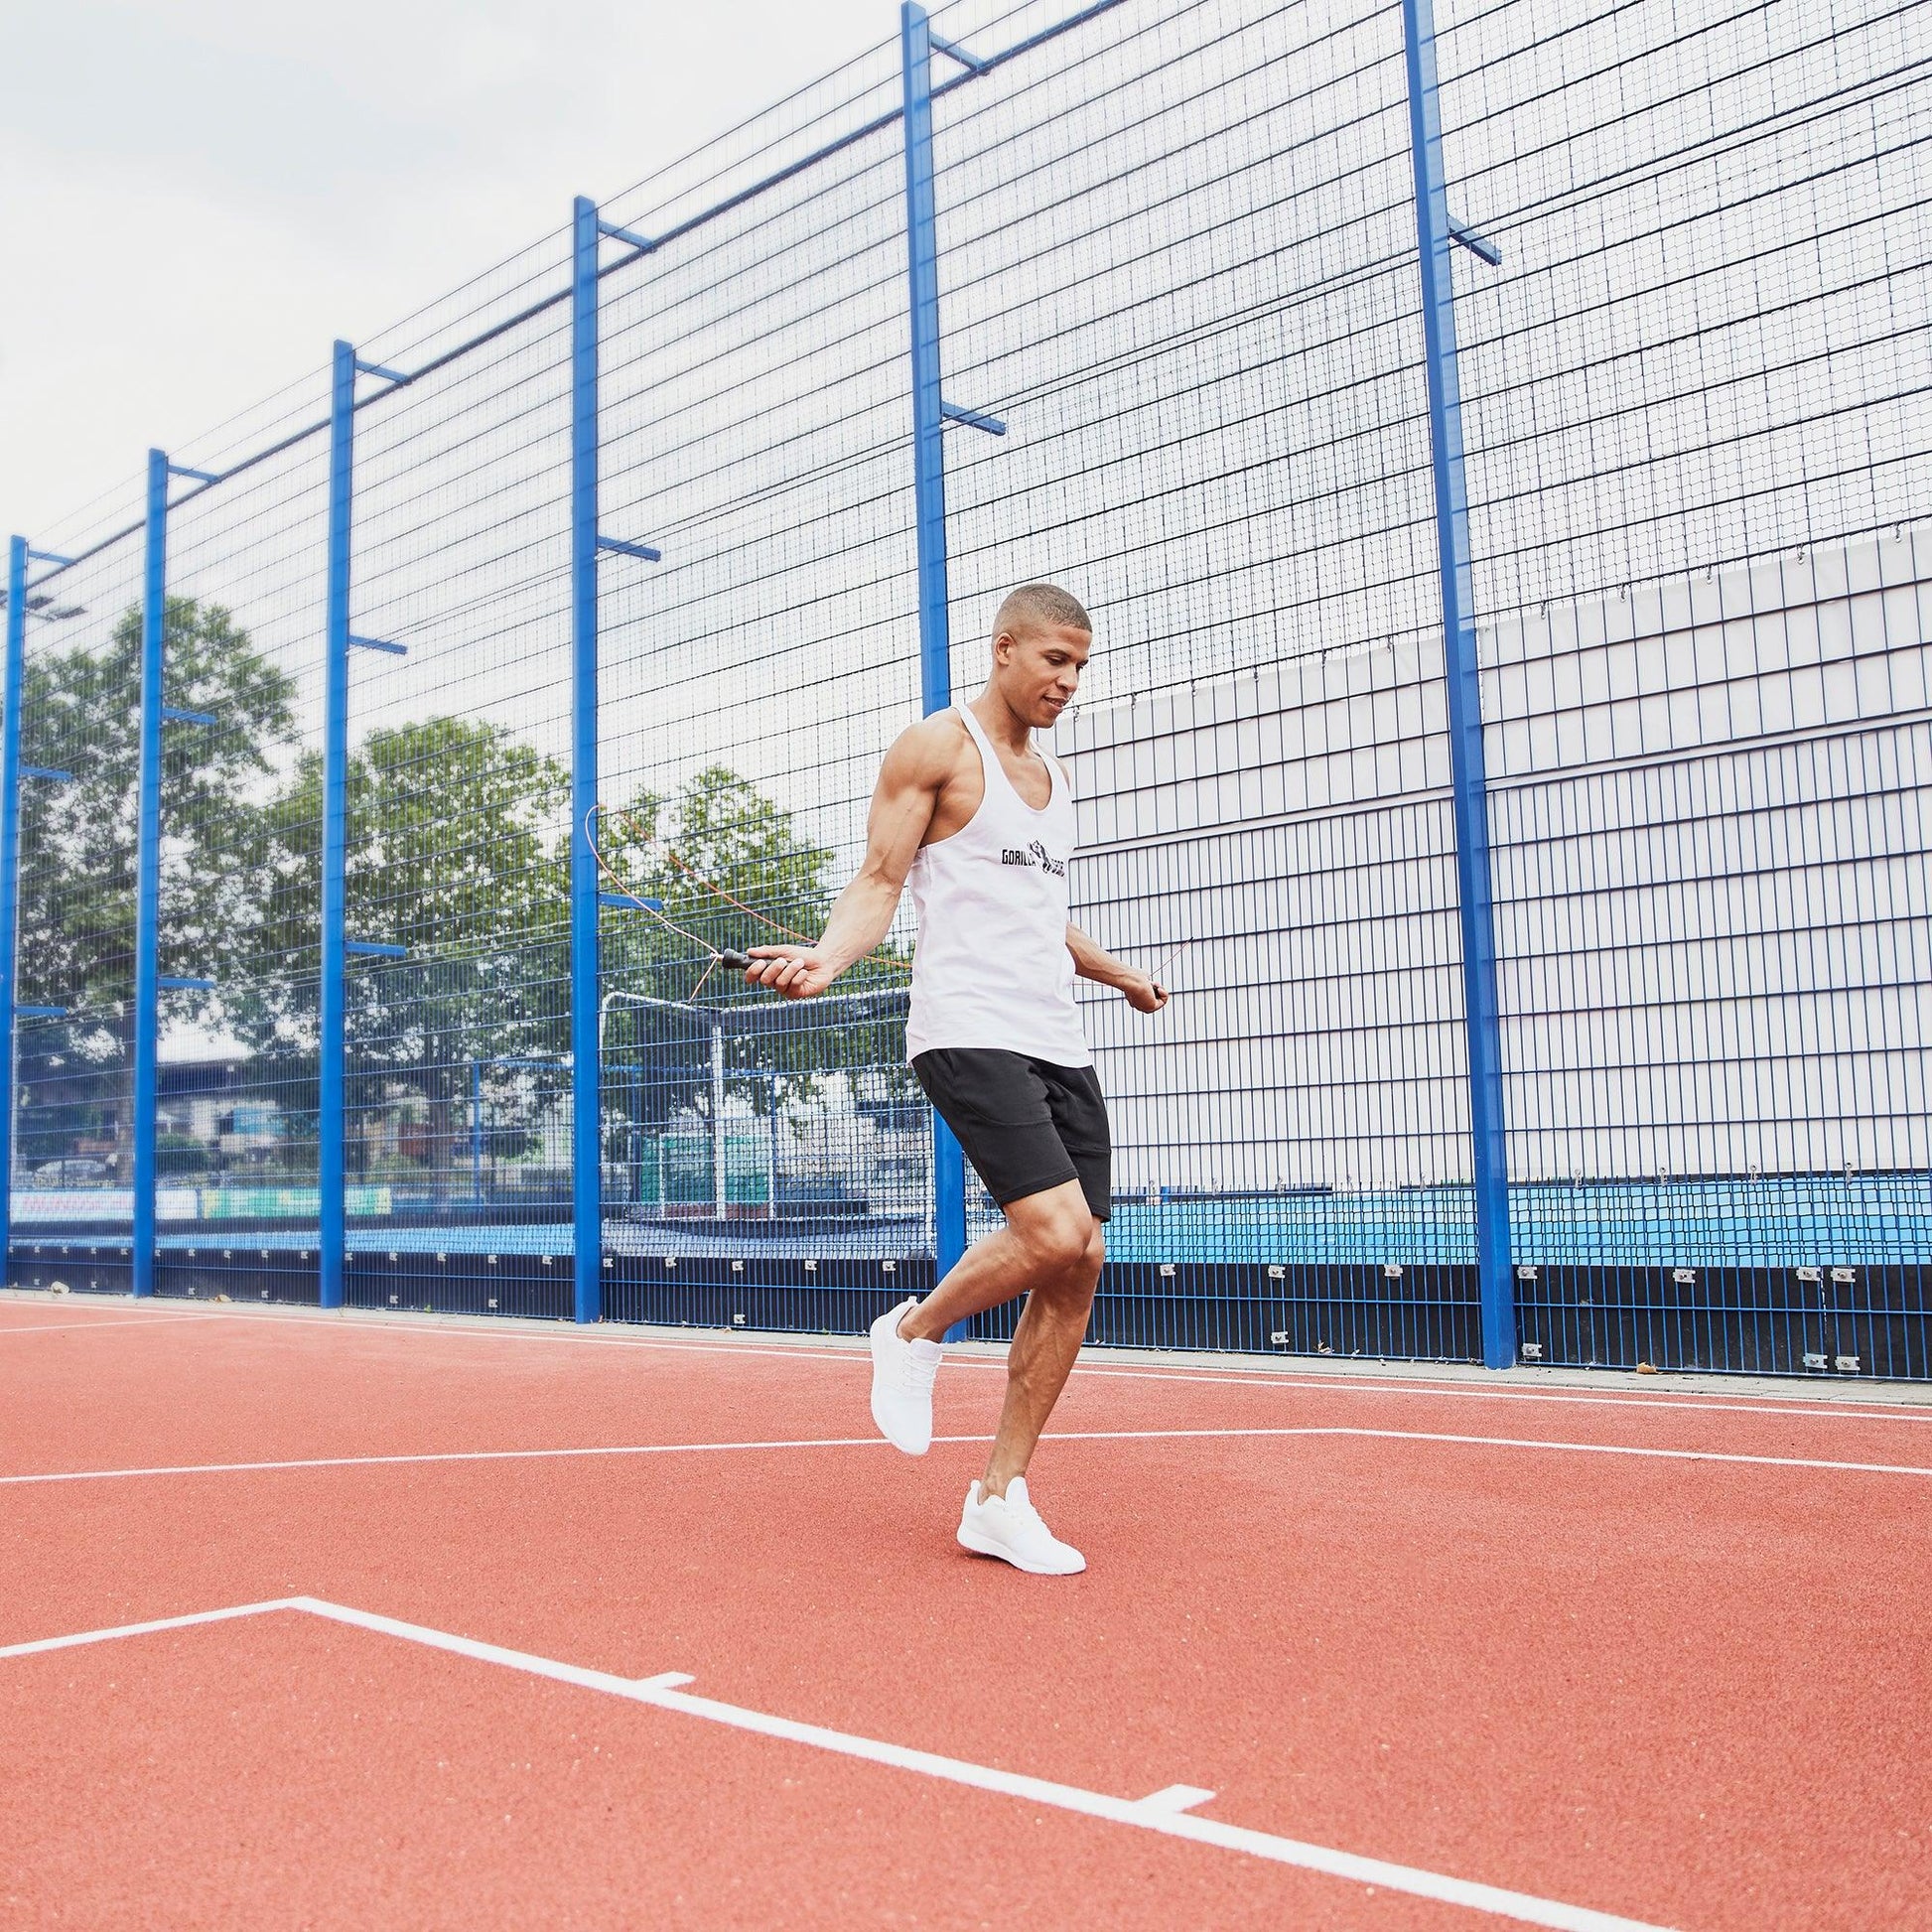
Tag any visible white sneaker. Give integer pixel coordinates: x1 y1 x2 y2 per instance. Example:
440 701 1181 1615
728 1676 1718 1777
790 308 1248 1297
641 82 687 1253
957 1477 1086 1575
869 1298 942 1454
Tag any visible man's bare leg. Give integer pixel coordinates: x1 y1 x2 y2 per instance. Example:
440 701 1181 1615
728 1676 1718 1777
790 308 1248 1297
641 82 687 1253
897 1178 1103 1497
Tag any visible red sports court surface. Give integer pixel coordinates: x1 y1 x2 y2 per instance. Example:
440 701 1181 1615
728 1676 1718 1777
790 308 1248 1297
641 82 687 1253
3 1294 1928 1930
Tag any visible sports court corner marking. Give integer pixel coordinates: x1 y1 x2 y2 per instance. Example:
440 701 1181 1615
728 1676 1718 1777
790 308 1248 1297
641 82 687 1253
0 1598 303 1661
3 1594 1682 1932
1137 1783 1216 1813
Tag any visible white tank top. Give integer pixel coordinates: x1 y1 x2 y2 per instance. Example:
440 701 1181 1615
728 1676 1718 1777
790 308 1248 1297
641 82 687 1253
904 703 1089 1067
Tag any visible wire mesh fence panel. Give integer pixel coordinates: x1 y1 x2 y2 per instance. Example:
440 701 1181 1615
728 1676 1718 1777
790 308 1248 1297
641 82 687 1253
139 427 328 1309
11 535 150 1295
1444 0 1932 1374
595 97 919 1321
580 39 928 1332
936 0 1478 1354
336 264 579 1316
6 0 1930 1373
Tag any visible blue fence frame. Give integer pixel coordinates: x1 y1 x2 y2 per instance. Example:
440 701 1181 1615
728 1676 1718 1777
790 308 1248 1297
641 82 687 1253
130 451 169 1298
1400 0 1514 1369
570 195 607 1327
900 1 970 1291
320 345 355 1311
0 538 27 1271
3 0 1926 1380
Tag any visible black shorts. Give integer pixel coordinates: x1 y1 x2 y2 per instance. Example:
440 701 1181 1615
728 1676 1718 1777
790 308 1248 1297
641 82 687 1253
912 1048 1112 1222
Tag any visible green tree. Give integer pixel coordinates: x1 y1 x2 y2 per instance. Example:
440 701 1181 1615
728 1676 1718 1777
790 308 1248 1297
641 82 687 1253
248 741 910 1203
254 716 571 1196
601 764 911 1141
15 598 298 1153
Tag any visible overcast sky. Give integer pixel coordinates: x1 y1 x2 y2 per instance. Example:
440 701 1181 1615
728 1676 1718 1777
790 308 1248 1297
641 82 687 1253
0 0 899 543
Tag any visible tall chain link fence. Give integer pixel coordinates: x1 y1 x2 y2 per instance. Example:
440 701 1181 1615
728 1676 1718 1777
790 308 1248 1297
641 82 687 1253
4 0 1926 1377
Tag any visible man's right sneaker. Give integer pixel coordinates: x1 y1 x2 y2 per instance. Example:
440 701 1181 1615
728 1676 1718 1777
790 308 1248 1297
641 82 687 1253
869 1298 942 1454
956 1476 1086 1575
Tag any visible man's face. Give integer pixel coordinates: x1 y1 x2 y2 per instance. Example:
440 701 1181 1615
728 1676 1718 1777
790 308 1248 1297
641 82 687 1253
996 622 1091 728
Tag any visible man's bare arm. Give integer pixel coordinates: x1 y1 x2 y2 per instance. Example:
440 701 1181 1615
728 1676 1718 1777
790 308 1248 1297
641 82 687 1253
1067 922 1169 1014
745 718 953 998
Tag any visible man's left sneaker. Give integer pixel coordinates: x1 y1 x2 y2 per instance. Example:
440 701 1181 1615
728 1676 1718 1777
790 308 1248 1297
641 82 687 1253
957 1476 1086 1575
869 1298 942 1454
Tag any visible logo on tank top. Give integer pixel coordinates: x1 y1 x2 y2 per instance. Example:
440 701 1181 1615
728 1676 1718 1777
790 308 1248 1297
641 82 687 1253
1001 838 1065 879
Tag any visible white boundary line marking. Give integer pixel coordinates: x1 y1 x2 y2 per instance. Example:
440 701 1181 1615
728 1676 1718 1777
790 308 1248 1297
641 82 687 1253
6 1423 1930 1487
51 1300 1930 1428
1074 1371 1932 1428
0 1593 1680 1932
0 1312 205 1338
1299 1428 1932 1480
0 1436 893 1485
0 1599 303 1658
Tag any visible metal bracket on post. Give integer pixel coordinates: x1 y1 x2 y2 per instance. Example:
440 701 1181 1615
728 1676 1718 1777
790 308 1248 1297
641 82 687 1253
927 31 988 72
16 1005 66 1019
1402 0 1515 1368
347 634 407 656
167 464 221 487
595 535 663 564
939 401 1007 436
21 766 73 783
1449 217 1502 267
345 941 406 959
901 3 972 1308
158 976 216 993
597 217 657 255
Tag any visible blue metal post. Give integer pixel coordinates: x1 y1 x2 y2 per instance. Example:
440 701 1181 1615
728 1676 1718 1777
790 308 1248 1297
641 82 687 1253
320 342 354 1310
900 2 969 1287
132 451 168 1297
1402 0 1515 1367
569 196 603 1324
0 537 27 1278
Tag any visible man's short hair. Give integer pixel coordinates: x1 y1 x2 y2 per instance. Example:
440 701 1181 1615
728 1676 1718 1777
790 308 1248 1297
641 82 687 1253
993 582 1092 640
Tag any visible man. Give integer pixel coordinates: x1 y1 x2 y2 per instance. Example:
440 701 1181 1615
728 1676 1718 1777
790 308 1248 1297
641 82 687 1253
746 583 1166 1575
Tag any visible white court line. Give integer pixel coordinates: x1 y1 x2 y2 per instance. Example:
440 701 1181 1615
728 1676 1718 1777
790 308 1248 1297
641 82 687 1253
1072 1369 1932 1428
0 1312 206 1338
1029 1426 1932 1480
153 1304 1932 1429
0 1593 1678 1932
1300 1427 1932 1481
25 1294 1919 1428
0 1598 303 1659
0 1435 893 1486
7 1423 1931 1488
